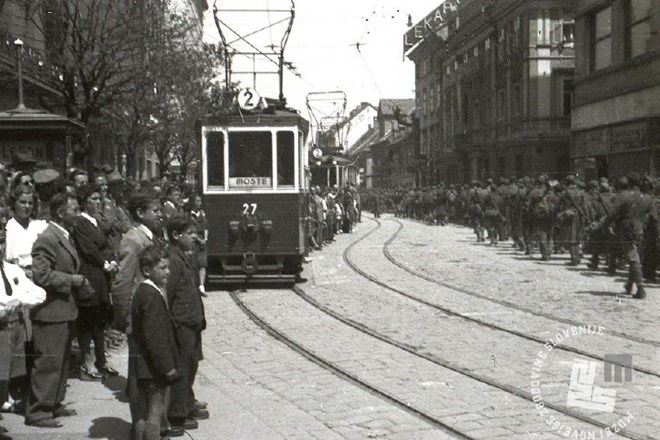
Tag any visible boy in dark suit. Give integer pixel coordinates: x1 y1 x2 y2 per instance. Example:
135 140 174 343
165 216 207 430
130 244 180 440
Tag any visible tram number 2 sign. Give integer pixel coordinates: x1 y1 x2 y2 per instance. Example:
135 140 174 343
237 88 261 111
242 203 257 215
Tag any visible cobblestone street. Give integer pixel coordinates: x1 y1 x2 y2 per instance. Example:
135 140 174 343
2 213 658 439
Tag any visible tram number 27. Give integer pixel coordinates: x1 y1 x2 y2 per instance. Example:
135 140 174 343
242 203 258 215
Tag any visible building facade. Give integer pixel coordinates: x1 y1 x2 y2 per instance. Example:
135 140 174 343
406 0 575 184
343 102 378 153
572 0 660 179
369 99 417 188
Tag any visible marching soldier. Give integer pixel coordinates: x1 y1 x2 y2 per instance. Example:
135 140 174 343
468 181 486 242
527 175 555 260
557 175 589 265
483 179 503 246
591 173 657 299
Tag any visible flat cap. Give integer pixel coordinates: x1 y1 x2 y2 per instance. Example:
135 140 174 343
107 170 124 183
33 168 59 184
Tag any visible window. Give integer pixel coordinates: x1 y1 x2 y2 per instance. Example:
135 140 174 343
473 46 479 58
562 22 575 45
497 89 507 122
552 21 575 46
446 65 451 76
205 131 225 187
562 80 574 117
485 38 491 51
228 131 272 188
464 52 469 64
626 0 652 58
592 7 612 71
472 99 481 129
276 131 295 187
515 154 523 177
512 83 521 118
422 58 431 75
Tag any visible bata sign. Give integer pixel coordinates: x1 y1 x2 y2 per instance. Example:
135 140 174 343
403 0 463 54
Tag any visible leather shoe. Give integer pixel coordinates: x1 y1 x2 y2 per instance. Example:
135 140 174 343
53 406 77 418
95 364 119 376
194 400 208 410
189 408 209 420
25 418 63 428
80 369 103 381
162 427 185 437
633 287 647 300
169 418 198 430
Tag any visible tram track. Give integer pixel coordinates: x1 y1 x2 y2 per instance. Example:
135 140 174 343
231 286 646 440
383 217 660 348
229 289 473 440
291 286 650 440
344 217 660 380
309 216 658 438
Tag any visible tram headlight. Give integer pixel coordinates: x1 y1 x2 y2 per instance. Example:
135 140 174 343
260 219 273 237
229 221 240 239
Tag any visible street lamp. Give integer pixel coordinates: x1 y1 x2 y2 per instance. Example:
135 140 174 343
14 38 27 111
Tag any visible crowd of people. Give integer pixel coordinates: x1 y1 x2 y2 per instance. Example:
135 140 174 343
360 172 659 300
1 163 655 438
306 183 362 251
0 165 209 440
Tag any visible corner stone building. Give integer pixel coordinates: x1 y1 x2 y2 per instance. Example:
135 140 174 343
572 0 660 179
407 0 575 184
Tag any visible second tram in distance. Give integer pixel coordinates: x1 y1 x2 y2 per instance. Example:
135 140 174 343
197 102 310 283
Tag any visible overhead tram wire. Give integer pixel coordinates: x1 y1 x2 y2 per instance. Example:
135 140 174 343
227 16 290 46
357 48 384 96
216 19 306 81
213 1 325 105
266 0 275 51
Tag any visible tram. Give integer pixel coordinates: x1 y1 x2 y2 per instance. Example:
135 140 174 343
197 100 310 283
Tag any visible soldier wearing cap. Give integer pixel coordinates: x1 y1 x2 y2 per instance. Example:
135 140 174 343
467 181 486 242
592 172 657 299
526 175 556 260
483 179 503 246
33 169 60 221
557 174 589 265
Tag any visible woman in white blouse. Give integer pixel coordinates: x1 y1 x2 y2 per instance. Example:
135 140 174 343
0 207 46 416
5 185 48 277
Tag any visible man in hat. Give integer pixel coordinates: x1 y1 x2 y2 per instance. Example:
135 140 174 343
33 169 60 221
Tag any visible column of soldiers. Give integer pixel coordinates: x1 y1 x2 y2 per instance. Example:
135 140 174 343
360 171 660 300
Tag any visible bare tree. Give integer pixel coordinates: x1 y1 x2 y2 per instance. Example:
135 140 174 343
20 0 225 177
23 0 155 123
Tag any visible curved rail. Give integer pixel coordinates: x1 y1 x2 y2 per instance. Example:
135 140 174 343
341 217 660 380
229 290 475 440
292 286 650 440
384 217 660 348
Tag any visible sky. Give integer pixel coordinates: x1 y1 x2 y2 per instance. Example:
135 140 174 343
203 0 442 120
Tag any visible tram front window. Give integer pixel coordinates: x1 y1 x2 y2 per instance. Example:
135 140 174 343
277 131 295 187
206 131 225 187
228 131 273 188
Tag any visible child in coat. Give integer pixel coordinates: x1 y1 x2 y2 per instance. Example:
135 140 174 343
129 244 180 440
